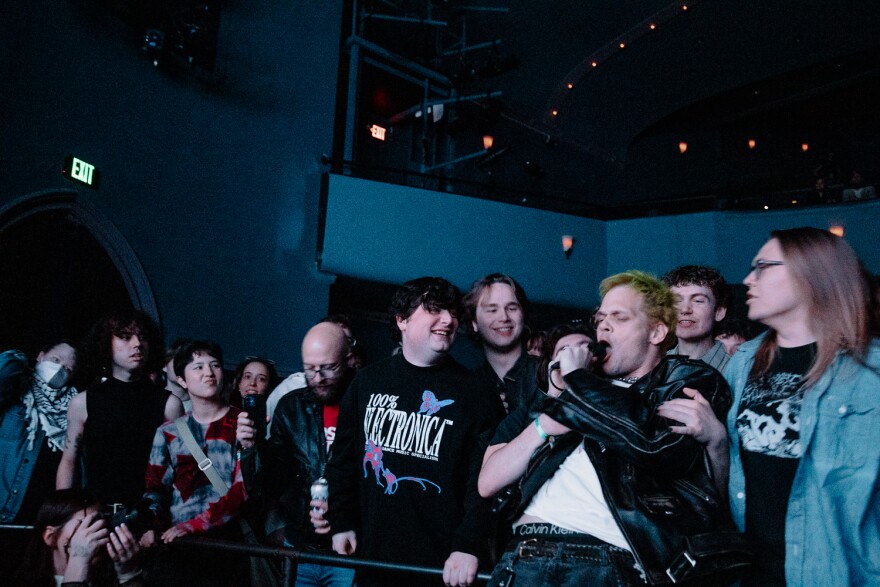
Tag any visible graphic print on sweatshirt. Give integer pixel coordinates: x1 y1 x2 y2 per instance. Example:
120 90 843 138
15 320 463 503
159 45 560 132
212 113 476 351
362 391 455 495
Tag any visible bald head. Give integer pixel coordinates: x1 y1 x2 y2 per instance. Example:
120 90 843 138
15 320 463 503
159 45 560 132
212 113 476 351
301 322 351 404
302 322 349 362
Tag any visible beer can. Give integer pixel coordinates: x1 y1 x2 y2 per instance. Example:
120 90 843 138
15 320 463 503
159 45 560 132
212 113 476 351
310 477 329 502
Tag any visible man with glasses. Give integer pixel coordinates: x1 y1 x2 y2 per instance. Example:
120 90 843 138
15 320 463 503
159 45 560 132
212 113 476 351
237 321 356 586
478 271 745 586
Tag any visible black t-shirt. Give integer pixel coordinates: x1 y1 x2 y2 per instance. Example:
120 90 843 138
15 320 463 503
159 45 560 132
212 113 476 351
84 377 169 505
737 343 815 586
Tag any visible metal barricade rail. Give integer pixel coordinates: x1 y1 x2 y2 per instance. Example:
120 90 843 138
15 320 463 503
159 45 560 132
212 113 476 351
1 524 492 585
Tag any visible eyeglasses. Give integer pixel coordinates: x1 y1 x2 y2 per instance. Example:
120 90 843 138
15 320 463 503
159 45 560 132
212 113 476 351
749 260 784 279
303 362 342 380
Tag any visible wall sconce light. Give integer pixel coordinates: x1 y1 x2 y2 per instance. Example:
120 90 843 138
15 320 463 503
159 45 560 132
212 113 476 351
482 134 494 150
801 143 809 152
748 138 756 149
678 141 688 154
562 235 574 259
829 224 844 237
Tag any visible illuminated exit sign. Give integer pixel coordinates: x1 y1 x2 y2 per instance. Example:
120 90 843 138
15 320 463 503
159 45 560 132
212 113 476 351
62 156 100 189
369 124 387 141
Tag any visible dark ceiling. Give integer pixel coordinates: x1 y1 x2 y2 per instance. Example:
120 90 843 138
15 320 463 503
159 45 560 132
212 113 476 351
343 0 880 218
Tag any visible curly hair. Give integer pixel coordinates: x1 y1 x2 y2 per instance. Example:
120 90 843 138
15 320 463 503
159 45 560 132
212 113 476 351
599 270 678 352
78 309 164 387
388 277 461 343
662 265 729 309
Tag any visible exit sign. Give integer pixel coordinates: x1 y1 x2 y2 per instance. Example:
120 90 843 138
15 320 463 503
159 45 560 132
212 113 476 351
62 156 100 189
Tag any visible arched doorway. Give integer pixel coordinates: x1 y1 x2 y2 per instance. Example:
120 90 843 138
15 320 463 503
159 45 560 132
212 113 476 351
0 190 158 363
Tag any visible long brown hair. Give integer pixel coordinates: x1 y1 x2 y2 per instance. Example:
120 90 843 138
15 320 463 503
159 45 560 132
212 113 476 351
749 227 871 388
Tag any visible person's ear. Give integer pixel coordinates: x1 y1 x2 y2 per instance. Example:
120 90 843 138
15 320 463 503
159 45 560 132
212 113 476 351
714 305 727 323
396 315 407 333
176 375 188 390
648 321 669 346
42 525 58 547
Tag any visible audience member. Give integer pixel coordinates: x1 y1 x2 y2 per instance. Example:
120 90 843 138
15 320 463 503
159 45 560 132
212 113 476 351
479 271 747 586
325 277 499 587
57 311 183 508
238 322 355 586
13 488 143 587
227 356 279 411
525 330 546 358
663 265 731 371
264 316 364 436
841 170 877 201
488 322 598 464
321 314 365 369
661 227 880 585
463 273 537 416
1 341 78 524
163 339 192 413
141 340 247 586
715 315 762 356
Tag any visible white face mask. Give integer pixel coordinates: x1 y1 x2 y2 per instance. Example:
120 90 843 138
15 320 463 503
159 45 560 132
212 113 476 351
35 360 70 389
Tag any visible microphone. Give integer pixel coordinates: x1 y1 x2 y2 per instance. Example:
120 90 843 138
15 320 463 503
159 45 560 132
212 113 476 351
550 341 607 371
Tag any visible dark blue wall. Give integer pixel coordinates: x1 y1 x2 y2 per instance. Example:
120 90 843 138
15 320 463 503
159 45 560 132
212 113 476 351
0 1 343 373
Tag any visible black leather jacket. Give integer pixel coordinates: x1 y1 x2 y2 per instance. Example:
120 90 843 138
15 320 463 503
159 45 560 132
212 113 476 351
240 386 329 548
512 356 749 585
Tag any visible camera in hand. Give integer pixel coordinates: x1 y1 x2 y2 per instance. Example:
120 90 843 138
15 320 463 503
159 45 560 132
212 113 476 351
242 393 267 440
102 499 157 536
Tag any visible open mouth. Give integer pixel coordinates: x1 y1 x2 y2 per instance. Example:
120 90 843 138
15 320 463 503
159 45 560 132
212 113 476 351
431 329 451 336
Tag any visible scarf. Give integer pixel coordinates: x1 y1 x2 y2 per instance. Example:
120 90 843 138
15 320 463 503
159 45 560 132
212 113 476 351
23 372 77 452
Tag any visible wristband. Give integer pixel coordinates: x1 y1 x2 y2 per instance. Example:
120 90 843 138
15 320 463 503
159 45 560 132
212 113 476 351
533 417 554 444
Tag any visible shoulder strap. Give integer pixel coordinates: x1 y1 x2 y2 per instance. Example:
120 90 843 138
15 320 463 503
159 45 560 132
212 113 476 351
174 416 229 496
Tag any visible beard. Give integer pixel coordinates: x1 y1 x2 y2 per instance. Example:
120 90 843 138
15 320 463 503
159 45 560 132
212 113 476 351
308 368 353 405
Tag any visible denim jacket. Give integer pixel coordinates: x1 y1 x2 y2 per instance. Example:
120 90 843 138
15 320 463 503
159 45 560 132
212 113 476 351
725 334 880 585
0 350 40 522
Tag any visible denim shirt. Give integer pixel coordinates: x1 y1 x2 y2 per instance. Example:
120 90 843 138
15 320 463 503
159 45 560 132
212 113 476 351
725 334 880 585
0 350 41 522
